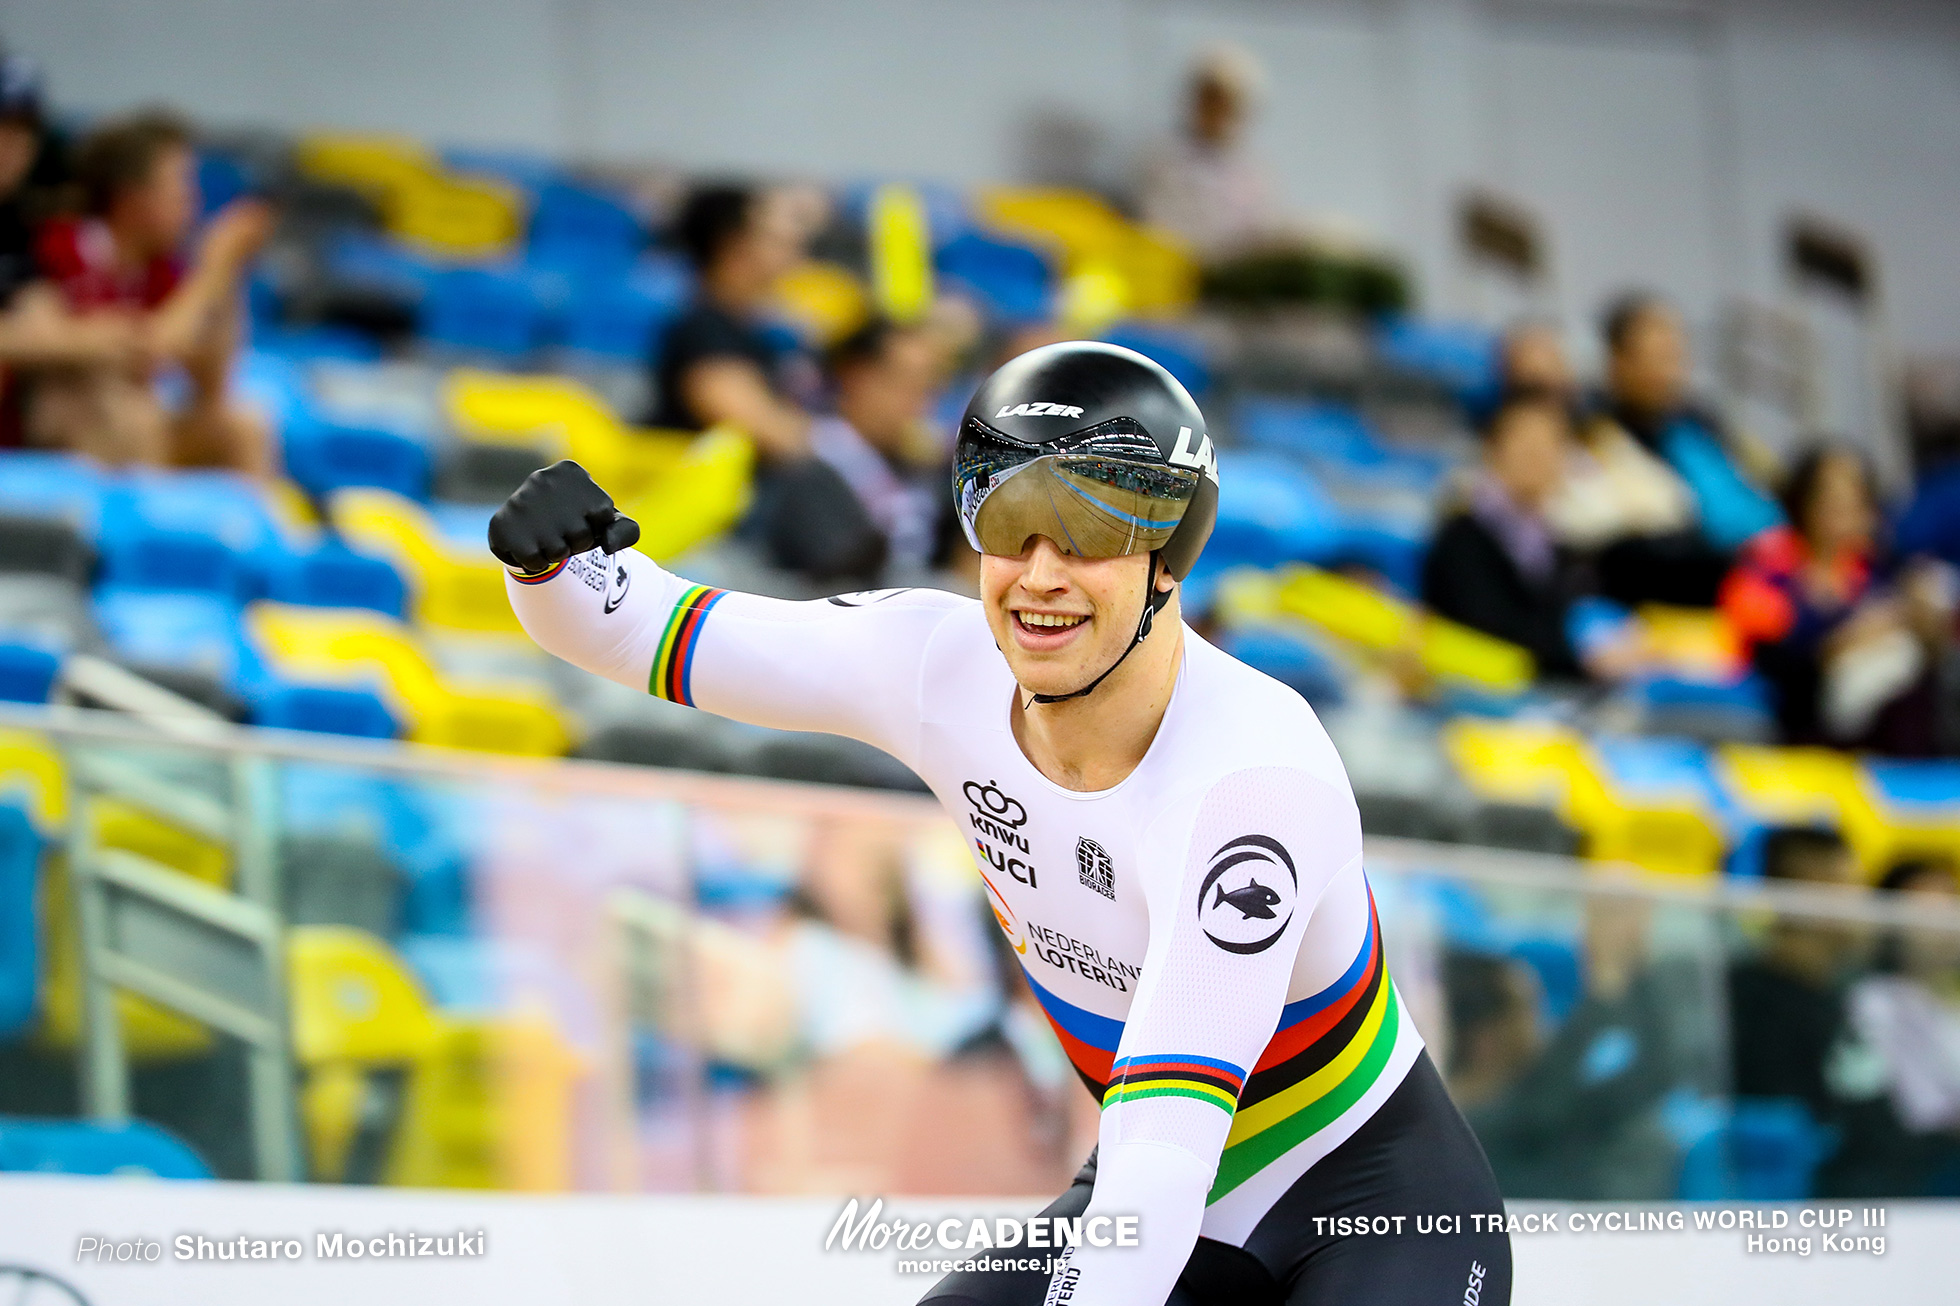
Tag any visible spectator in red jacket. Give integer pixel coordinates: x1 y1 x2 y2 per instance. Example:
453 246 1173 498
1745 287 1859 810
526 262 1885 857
24 109 273 474
1721 446 1958 753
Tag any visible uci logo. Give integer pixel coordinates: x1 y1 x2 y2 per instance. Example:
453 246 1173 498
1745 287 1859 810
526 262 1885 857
1195 834 1297 954
996 402 1085 420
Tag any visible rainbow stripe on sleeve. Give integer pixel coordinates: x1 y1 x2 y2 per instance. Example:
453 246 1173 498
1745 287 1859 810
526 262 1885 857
511 559 568 584
649 584 729 706
1208 887 1397 1200
1103 1054 1245 1114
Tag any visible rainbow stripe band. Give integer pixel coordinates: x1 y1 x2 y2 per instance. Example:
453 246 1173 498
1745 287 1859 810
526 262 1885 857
511 559 568 585
1209 890 1395 1200
1104 1054 1245 1115
650 585 729 706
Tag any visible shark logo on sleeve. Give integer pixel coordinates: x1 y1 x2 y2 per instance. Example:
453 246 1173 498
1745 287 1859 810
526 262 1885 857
1196 835 1298 954
1212 879 1281 919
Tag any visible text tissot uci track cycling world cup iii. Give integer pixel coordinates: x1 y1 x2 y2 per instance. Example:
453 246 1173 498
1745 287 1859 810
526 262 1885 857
1196 835 1298 954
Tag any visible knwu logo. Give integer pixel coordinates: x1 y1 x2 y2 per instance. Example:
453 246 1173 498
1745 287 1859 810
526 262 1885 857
965 779 1036 887
1195 834 1297 954
996 402 1085 419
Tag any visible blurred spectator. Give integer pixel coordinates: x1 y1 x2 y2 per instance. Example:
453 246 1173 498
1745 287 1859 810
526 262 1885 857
0 53 137 443
805 318 955 576
1422 388 1635 681
1495 320 1574 397
1504 319 1720 606
1139 44 1276 260
1848 859 1960 1193
1725 826 1925 1195
1443 952 1541 1110
1445 896 1692 1198
23 109 272 474
0 52 49 307
1596 295 1781 568
1728 827 1863 1111
648 182 819 458
1721 446 1959 754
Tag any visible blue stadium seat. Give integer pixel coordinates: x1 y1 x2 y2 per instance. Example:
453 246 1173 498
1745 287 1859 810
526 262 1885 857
1206 451 1346 570
0 1117 213 1179
558 257 691 360
1239 398 1452 495
529 182 645 274
94 588 399 739
281 765 473 935
421 265 544 356
323 230 438 309
1219 627 1347 706
935 231 1053 325
441 147 561 195
0 643 60 704
1098 323 1210 397
94 473 285 601
261 543 406 618
281 409 433 501
1374 317 1500 404
0 452 107 540
1677 1098 1833 1200
0 803 39 1038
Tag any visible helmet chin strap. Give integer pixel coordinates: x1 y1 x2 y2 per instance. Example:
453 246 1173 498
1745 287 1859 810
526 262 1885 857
1027 553 1173 706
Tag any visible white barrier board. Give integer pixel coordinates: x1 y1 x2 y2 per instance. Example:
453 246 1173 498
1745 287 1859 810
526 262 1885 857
0 1176 1954 1305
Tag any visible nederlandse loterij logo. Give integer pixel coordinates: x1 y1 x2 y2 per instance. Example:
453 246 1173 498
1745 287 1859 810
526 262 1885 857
996 403 1085 419
1195 834 1298 954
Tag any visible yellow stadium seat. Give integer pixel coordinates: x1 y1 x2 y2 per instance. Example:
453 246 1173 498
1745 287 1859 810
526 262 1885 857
1718 746 1898 877
289 926 440 1066
294 133 522 259
0 728 66 829
39 800 232 1059
294 133 433 207
615 425 757 562
330 487 523 634
1632 605 1746 681
249 603 571 757
1444 720 1723 875
775 261 871 345
442 368 691 500
1274 567 1534 695
288 926 441 1182
390 175 524 258
288 928 581 1190
867 183 933 324
973 186 1198 318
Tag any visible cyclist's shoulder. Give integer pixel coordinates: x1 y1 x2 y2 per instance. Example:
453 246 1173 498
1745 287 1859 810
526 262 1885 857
1176 630 1346 773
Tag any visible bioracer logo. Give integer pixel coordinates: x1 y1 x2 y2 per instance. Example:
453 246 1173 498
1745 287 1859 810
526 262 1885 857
996 403 1085 419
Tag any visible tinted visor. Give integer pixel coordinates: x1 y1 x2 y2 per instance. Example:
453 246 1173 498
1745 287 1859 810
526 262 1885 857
955 419 1200 558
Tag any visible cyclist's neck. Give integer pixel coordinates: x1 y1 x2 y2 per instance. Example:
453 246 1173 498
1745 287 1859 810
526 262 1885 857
1010 623 1185 793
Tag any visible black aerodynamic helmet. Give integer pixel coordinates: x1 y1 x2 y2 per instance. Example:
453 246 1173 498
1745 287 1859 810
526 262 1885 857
953 341 1218 580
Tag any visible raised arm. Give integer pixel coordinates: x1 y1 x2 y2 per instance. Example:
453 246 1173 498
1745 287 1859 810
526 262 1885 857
493 460 963 765
1063 765 1363 1305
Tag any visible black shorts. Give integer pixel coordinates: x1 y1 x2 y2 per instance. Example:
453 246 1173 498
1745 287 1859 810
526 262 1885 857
918 1050 1511 1306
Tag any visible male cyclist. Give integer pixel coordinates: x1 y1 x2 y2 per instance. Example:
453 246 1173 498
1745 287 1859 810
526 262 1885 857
492 342 1510 1306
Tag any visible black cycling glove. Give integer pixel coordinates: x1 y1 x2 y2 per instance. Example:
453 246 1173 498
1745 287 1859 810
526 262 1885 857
487 460 641 574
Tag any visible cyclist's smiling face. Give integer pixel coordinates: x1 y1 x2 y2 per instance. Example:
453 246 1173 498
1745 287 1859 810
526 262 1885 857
981 536 1168 697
